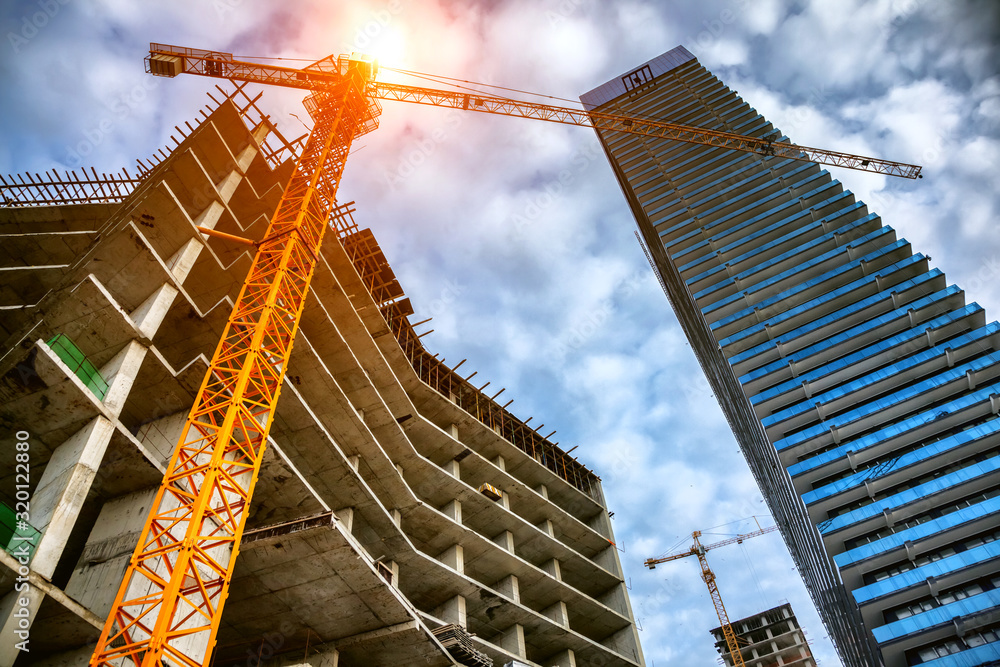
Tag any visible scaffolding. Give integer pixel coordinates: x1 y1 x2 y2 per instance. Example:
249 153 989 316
0 83 305 208
332 204 602 500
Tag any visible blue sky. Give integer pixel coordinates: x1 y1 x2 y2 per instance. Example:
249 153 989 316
2 0 998 665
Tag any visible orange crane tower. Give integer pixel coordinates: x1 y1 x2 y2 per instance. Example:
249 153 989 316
644 524 780 667
91 43 918 667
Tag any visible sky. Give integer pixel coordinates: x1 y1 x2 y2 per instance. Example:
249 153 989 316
2 0 998 665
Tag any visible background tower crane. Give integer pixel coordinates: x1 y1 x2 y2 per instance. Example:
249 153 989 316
90 42 917 667
644 522 779 667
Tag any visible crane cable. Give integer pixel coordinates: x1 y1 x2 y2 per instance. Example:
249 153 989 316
233 53 586 106
381 65 585 106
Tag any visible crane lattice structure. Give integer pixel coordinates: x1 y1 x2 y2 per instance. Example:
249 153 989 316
644 523 779 667
90 41 916 667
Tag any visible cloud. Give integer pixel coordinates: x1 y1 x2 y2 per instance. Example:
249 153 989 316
1 1 997 666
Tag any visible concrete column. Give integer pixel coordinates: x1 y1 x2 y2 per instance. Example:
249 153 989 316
130 283 179 340
495 574 519 603
0 417 114 660
215 170 243 201
548 648 577 667
594 545 622 575
499 491 511 511
492 530 514 553
543 600 569 627
587 511 612 538
600 583 629 615
535 484 549 499
440 499 462 524
390 509 402 527
0 585 42 663
537 518 555 537
346 455 360 471
193 199 226 229
334 507 354 533
287 646 339 666
448 423 459 439
492 454 505 471
27 416 115 580
434 595 467 628
98 340 147 417
543 558 562 581
498 623 525 658
602 626 640 662
377 560 400 588
65 488 158 620
136 411 188 467
438 544 464 573
165 238 203 283
442 459 460 479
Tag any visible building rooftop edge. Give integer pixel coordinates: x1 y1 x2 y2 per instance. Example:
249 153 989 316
579 45 696 110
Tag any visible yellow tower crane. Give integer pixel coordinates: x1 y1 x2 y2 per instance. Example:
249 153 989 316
644 523 780 667
90 42 918 667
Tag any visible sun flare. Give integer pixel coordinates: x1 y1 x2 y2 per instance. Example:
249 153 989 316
349 23 408 70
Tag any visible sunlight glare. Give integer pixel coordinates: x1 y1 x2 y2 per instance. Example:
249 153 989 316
351 24 408 70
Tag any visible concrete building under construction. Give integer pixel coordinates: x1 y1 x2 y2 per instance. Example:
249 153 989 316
709 603 817 667
0 86 644 667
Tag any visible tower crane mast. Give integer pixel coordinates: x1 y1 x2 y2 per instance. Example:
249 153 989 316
91 41 915 667
645 524 779 667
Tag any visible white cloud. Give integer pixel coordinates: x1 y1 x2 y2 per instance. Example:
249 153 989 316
1 2 997 666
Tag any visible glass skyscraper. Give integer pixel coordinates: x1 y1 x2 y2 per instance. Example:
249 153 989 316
582 46 1000 667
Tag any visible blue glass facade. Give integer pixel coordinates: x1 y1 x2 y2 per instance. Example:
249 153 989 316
583 47 1000 667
